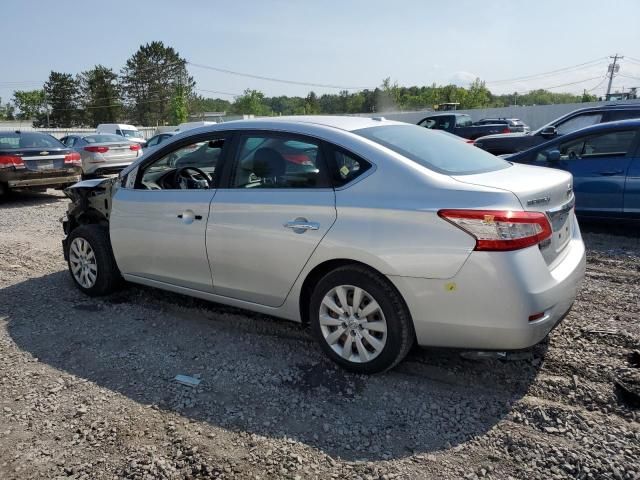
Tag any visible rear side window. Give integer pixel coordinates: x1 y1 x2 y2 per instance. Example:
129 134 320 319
354 124 510 175
455 116 472 127
557 130 638 159
555 113 603 135
330 148 371 187
606 110 640 121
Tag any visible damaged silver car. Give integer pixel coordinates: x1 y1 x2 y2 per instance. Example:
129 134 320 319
62 116 585 373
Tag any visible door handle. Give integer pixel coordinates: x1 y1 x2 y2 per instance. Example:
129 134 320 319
597 170 623 176
283 218 320 233
177 210 202 224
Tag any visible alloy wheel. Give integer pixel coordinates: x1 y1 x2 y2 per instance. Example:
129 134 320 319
319 285 388 363
69 237 98 289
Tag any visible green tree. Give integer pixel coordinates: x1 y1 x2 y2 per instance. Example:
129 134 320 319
233 89 271 115
189 95 232 116
0 98 15 120
121 41 194 125
304 91 320 114
170 84 189 124
463 78 491 109
43 71 81 127
12 90 46 120
379 77 401 111
78 65 122 127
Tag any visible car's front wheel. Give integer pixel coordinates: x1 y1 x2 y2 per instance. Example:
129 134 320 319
309 265 414 373
67 224 121 296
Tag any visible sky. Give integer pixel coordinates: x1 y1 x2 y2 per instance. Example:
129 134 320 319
2 0 640 104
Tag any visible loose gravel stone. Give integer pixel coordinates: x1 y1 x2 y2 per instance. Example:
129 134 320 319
0 190 639 479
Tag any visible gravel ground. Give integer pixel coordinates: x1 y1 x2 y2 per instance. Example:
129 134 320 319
0 189 639 480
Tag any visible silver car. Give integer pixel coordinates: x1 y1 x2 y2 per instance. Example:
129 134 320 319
61 116 586 373
60 134 143 176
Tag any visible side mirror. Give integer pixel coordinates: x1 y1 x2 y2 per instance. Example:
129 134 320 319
540 126 557 138
546 149 561 162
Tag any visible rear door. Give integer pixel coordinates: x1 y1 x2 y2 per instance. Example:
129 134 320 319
206 131 336 307
548 129 639 215
624 142 640 215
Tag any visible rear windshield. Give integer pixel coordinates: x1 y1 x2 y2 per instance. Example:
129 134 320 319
84 134 127 144
0 132 64 149
354 124 510 175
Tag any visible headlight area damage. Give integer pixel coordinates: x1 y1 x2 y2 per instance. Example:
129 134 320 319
61 178 116 260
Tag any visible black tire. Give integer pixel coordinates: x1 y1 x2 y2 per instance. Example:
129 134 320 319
66 224 121 296
309 265 414 374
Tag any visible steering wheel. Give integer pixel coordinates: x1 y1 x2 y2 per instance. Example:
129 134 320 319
568 151 578 160
174 166 213 189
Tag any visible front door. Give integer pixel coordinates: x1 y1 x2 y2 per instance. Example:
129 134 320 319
110 134 229 292
207 132 337 307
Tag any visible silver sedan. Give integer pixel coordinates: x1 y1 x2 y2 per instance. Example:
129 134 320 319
61 116 586 373
60 134 143 176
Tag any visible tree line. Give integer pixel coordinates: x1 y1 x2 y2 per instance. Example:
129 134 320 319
0 41 599 127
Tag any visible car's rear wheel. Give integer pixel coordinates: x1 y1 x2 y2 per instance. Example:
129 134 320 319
67 224 121 296
309 265 414 373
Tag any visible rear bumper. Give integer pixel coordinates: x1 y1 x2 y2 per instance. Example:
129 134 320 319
0 169 81 188
389 214 586 350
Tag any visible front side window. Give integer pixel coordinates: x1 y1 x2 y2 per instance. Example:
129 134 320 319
138 137 225 190
555 113 603 135
231 134 329 188
354 124 510 175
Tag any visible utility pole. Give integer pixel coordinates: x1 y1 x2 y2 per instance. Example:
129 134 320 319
606 54 623 99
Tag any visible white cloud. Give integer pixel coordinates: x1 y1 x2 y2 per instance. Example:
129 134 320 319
449 71 479 87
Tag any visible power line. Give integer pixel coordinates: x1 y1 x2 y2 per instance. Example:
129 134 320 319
585 76 610 93
535 76 604 91
485 57 608 85
195 88 242 97
187 61 375 90
618 74 640 81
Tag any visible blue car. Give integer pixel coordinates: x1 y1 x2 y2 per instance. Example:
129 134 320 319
506 119 640 220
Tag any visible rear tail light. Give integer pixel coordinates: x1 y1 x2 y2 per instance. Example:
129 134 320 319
438 209 552 251
129 144 141 151
0 155 25 169
84 146 109 153
64 152 82 166
465 139 475 144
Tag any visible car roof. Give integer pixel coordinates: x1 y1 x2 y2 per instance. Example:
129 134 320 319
569 102 640 113
194 115 408 134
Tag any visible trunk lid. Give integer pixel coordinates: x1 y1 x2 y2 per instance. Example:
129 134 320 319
20 148 70 171
452 163 575 265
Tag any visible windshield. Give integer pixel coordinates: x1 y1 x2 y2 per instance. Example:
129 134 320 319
354 124 510 175
0 132 65 149
119 129 141 138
